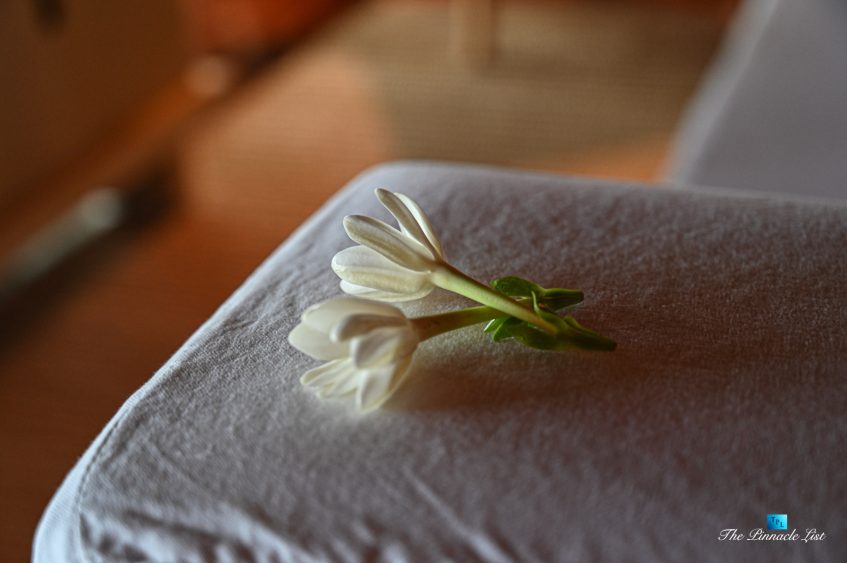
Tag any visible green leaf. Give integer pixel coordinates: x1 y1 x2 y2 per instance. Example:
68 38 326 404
491 276 583 311
493 316 522 341
541 288 584 312
561 316 617 351
483 318 502 333
491 276 541 298
504 322 558 350
482 278 616 352
483 316 522 341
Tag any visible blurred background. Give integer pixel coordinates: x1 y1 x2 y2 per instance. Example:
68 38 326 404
1 0 736 558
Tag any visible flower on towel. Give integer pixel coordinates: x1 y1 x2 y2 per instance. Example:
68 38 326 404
332 188 444 302
290 188 617 414
334 189 557 333
288 296 418 412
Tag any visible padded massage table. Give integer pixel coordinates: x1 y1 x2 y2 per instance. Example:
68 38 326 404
35 162 847 561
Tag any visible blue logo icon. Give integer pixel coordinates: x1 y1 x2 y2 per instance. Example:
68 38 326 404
767 514 788 530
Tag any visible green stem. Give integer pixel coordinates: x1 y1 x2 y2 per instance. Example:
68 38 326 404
411 305 503 341
431 264 557 334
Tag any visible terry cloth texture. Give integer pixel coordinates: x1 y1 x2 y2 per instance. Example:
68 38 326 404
665 0 847 200
36 162 847 561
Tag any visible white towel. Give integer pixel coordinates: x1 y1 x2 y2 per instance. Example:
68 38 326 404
36 162 847 562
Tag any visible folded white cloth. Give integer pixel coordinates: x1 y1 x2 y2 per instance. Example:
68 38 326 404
36 162 847 561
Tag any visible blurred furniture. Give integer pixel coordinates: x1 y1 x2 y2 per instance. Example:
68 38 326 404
0 0 352 303
184 0 348 53
0 0 195 306
0 0 187 210
666 0 847 200
35 162 846 561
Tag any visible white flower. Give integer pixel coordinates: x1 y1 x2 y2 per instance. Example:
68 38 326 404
288 296 419 412
333 188 557 334
332 188 445 302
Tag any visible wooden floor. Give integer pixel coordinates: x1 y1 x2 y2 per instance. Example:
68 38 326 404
0 1 723 558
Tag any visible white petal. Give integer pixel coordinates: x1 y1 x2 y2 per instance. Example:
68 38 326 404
350 328 403 368
376 188 438 258
288 322 348 360
300 359 348 387
331 313 408 342
343 215 435 271
302 296 403 332
332 246 433 295
395 192 444 259
356 356 413 412
351 326 417 368
319 368 361 398
338 280 376 296
339 280 433 302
